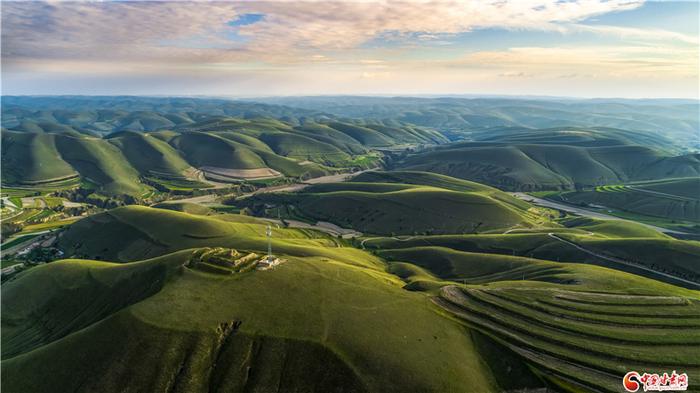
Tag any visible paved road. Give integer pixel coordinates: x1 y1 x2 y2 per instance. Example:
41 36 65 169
547 232 700 289
512 193 687 235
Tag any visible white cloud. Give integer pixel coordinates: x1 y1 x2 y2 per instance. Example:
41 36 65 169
2 0 697 97
2 0 649 65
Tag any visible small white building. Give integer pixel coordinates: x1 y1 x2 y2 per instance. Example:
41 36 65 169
257 256 282 270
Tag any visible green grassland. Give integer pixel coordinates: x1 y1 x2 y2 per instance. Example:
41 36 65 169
4 97 700 392
105 131 192 178
152 201 214 215
365 233 700 392
3 234 498 392
4 204 700 392
2 115 443 197
57 206 368 264
550 178 700 223
396 142 700 191
438 282 700 392
235 171 548 235
1 132 78 184
363 217 700 288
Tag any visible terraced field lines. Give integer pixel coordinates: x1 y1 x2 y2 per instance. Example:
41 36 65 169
438 286 700 392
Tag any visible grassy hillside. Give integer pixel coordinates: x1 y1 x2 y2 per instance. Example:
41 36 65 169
4 112 447 196
257 96 699 150
105 131 192 178
58 206 359 263
549 178 700 223
3 235 498 392
235 172 546 235
54 134 146 196
361 222 700 392
1 131 78 184
397 142 700 191
364 217 700 287
6 207 700 392
438 279 700 392
170 132 267 170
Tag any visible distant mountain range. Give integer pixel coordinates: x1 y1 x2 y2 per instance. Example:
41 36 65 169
2 96 697 196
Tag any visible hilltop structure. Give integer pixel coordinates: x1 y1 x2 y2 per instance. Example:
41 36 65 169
257 224 282 270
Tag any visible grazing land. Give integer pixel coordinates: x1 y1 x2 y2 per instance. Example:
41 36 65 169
2 96 699 393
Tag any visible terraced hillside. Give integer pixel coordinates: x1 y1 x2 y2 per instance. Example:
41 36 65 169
233 171 551 235
396 142 700 191
6 205 700 392
438 285 700 392
365 217 700 288
362 225 700 392
553 178 700 223
2 116 446 196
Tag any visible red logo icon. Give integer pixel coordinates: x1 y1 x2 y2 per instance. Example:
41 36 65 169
624 370 688 392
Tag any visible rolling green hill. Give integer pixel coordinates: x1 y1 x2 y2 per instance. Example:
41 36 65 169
361 225 700 391
2 112 448 197
256 96 699 150
396 142 700 191
5 206 700 392
234 171 547 235
363 217 700 287
105 131 191 178
4 223 499 392
0 132 79 185
58 205 363 263
551 178 700 223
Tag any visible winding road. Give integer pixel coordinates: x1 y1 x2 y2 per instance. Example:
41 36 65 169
547 232 700 289
512 193 687 235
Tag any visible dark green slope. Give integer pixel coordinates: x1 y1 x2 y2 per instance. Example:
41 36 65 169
363 218 700 287
638 178 700 199
4 116 422 195
562 180 700 222
106 131 192 178
236 172 543 235
398 143 700 191
294 123 370 154
170 132 266 170
1 131 78 184
325 122 394 146
58 206 363 263
54 135 145 196
3 232 498 392
258 131 353 162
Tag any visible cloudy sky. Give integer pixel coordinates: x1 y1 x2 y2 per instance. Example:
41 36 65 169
1 0 698 98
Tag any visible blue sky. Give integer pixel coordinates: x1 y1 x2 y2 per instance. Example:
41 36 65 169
1 0 697 98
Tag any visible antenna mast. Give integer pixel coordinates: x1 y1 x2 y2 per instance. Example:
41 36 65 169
266 224 272 261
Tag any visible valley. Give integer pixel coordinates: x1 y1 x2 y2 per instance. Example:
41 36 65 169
1 96 699 393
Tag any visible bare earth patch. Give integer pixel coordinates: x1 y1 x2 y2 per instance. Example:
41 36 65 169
200 166 282 180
